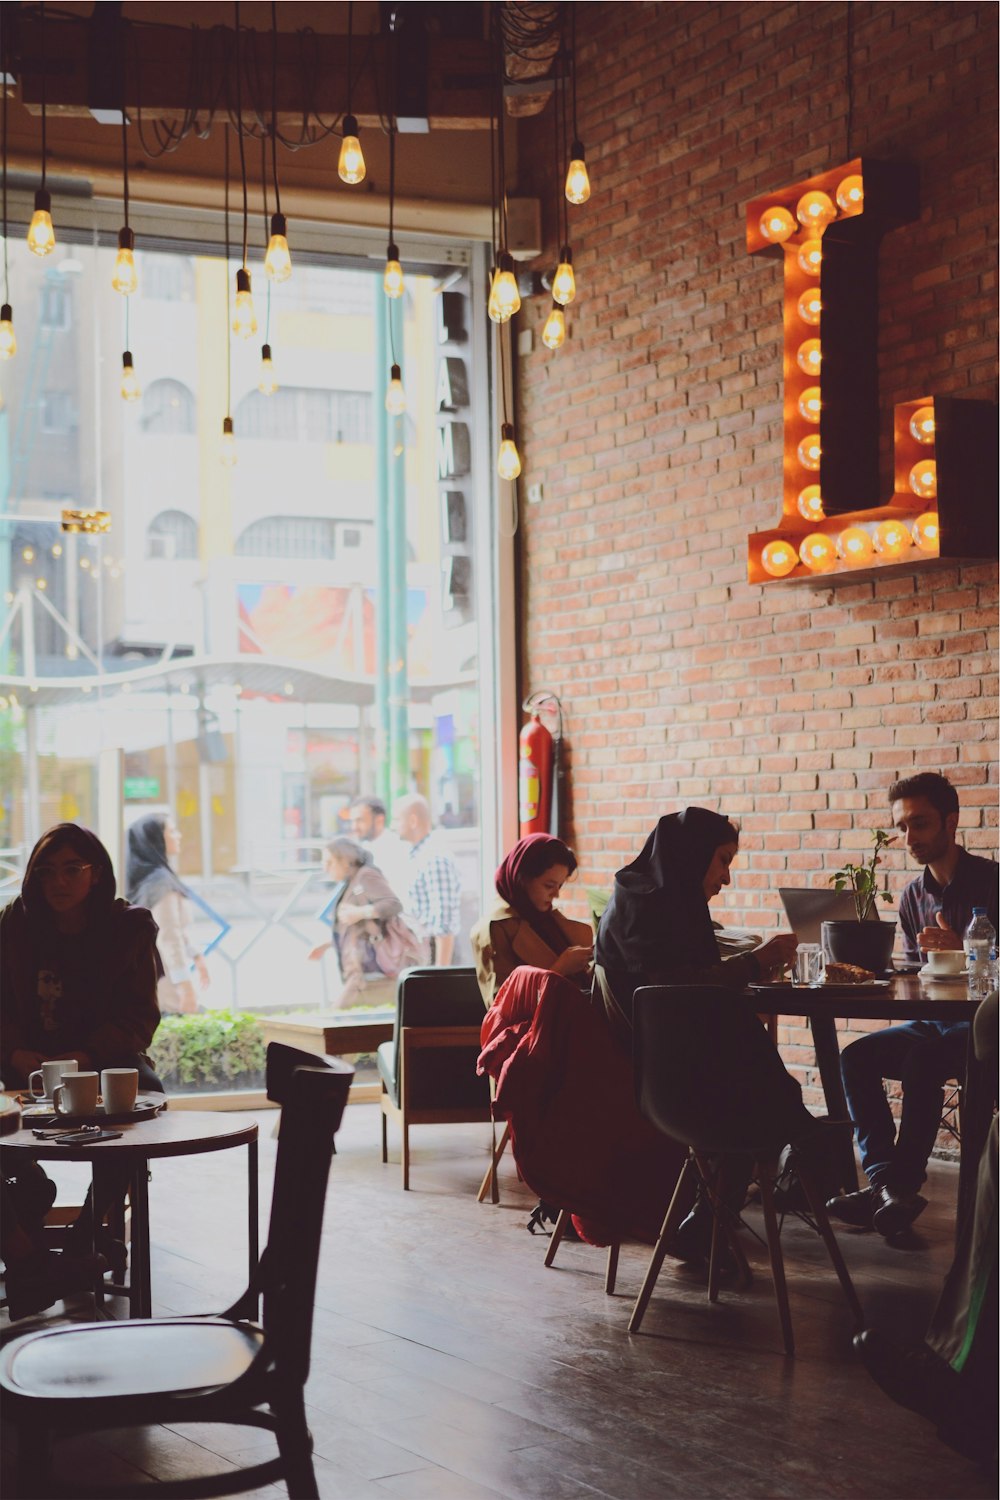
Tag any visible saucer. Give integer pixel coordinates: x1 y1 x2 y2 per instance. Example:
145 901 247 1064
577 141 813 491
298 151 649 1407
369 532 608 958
918 965 968 980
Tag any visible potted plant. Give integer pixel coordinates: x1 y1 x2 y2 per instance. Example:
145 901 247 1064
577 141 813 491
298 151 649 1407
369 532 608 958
824 828 897 973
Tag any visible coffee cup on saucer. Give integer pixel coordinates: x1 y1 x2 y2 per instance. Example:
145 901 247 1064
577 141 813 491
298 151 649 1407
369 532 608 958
924 950 966 978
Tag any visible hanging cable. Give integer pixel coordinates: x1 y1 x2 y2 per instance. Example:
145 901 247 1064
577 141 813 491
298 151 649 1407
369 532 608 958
220 124 236 463
231 2 258 337
28 2 56 255
0 7 15 358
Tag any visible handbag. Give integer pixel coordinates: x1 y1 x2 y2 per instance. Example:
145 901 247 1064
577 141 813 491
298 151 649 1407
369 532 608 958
373 915 430 977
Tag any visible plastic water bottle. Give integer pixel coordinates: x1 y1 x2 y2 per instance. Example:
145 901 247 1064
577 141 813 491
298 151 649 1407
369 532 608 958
963 908 996 1002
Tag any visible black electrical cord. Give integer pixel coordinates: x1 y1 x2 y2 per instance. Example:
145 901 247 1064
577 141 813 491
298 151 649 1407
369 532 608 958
2 4 9 304
270 1 281 214
224 125 232 420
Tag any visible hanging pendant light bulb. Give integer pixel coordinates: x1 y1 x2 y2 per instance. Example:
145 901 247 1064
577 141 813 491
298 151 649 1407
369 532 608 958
384 241 404 299
120 350 141 402
258 343 277 395
564 140 591 205
497 422 521 481
552 246 576 306
0 304 16 360
233 267 258 338
488 251 520 324
338 115 366 184
264 212 291 282
220 416 237 467
27 188 55 256
112 227 137 295
385 362 406 415
542 300 566 350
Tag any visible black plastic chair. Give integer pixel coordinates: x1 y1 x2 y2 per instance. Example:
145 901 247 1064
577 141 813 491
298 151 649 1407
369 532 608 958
627 986 864 1354
377 966 492 1188
0 1043 353 1499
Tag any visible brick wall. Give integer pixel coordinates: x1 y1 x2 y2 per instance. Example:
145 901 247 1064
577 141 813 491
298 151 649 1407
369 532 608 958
513 1 998 1100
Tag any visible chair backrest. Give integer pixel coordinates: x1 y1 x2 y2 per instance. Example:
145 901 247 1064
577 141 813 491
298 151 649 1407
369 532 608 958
260 1043 353 1384
632 985 805 1156
392 966 490 1111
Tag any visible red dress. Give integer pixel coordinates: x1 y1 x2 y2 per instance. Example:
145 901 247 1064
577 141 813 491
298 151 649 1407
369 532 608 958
478 966 687 1246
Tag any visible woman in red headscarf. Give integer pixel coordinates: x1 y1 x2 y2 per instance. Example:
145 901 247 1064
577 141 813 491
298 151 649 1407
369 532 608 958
470 834 594 1008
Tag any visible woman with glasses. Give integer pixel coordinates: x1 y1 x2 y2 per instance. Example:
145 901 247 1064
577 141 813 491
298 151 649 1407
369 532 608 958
0 822 162 1317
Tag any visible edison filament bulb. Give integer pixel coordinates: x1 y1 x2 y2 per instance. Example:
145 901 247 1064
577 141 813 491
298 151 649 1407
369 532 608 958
232 269 258 338
258 344 277 396
27 190 55 256
551 247 576 307
796 338 822 377
338 117 366 185
797 485 824 522
385 364 406 415
839 526 874 566
488 253 520 324
120 351 141 402
542 301 566 350
112 228 138 294
795 190 836 234
759 205 796 244
497 423 521 481
264 214 292 283
797 287 822 326
384 243 404 299
565 142 591 205
0 304 16 359
909 405 936 444
799 532 837 572
909 459 937 500
761 539 798 577
220 416 237 467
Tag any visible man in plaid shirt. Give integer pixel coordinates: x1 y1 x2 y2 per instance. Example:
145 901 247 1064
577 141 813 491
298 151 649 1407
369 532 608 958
392 794 462 966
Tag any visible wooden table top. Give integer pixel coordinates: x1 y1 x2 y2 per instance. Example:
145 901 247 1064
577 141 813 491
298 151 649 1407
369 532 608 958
746 972 978 1023
0 1106 258 1163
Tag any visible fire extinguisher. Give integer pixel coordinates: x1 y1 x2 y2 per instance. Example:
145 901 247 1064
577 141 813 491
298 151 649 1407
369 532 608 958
519 692 564 838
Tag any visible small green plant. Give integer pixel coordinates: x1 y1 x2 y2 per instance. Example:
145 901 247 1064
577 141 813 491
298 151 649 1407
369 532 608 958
830 828 896 922
150 1010 266 1091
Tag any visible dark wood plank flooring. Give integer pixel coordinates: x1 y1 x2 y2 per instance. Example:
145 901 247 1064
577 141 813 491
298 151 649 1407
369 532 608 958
2 1104 994 1499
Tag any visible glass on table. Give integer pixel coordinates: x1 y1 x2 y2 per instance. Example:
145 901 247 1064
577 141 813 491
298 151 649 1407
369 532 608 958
793 943 826 987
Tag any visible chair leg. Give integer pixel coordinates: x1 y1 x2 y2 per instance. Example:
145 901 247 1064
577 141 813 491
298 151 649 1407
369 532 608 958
380 1102 388 1164
629 1154 695 1334
605 1242 620 1295
274 1392 319 1500
544 1208 570 1267
707 1197 724 1304
758 1161 795 1357
477 1120 510 1204
796 1161 866 1330
402 1117 410 1191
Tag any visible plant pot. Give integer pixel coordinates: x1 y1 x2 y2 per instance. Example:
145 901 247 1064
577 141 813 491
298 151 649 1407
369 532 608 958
821 919 896 975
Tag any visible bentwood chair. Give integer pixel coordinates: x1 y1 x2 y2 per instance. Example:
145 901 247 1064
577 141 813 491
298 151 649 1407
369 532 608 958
0 1043 353 1499
377 966 493 1189
627 986 864 1355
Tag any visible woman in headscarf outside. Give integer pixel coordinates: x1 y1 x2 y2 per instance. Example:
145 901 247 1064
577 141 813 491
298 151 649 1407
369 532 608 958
126 813 209 1016
308 837 428 1007
471 832 594 1009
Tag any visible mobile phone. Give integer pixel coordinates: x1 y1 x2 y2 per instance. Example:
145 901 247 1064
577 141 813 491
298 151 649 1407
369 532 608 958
50 1128 124 1144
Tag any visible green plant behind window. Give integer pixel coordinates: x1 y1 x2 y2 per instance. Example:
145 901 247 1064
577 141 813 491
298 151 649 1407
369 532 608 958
150 1010 266 1090
830 828 896 923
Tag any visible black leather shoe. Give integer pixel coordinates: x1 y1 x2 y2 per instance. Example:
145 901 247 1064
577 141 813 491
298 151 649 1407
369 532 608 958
667 1206 714 1263
825 1188 875 1229
872 1185 927 1238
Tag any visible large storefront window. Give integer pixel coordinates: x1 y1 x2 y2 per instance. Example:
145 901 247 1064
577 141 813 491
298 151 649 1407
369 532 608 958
0 230 494 1094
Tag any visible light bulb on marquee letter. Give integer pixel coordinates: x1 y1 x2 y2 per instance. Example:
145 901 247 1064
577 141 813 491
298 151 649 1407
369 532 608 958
873 520 912 558
797 287 822 326
759 205 796 244
796 339 822 377
798 386 822 423
836 174 864 214
838 526 875 567
797 485 824 521
797 434 821 471
796 190 836 233
799 532 837 572
909 459 937 499
909 406 936 444
797 238 822 276
761 540 798 577
912 512 939 552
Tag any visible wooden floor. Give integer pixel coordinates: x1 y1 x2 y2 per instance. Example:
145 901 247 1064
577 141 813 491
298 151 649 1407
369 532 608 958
2 1103 994 1500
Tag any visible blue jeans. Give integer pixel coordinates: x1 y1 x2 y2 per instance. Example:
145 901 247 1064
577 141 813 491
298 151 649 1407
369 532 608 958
840 1021 970 1194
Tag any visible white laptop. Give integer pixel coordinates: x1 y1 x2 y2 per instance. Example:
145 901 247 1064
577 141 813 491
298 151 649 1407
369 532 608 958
778 887 878 946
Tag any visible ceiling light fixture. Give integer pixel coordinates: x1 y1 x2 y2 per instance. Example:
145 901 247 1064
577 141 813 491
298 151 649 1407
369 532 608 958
231 3 257 339
27 4 55 256
563 10 590 205
338 2 366 184
112 111 137 294
263 2 291 283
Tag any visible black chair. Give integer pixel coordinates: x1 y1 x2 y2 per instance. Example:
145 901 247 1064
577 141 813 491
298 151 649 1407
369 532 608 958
377 966 492 1189
627 986 864 1355
0 1043 353 1500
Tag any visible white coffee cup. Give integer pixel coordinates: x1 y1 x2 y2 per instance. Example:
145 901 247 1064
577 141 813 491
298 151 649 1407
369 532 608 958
926 950 966 977
101 1067 139 1115
28 1057 78 1100
52 1070 99 1118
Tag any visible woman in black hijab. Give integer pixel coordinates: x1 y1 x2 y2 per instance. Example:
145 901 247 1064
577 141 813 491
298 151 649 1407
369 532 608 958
126 814 209 1014
594 808 797 1043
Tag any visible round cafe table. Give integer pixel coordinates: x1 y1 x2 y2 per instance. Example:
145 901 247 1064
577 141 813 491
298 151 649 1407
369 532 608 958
0 1107 259 1318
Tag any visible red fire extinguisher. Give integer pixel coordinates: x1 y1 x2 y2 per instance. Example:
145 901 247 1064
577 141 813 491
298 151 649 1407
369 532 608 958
519 713 553 837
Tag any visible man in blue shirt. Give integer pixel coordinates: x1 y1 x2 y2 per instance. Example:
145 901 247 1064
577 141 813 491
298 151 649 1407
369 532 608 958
828 772 998 1239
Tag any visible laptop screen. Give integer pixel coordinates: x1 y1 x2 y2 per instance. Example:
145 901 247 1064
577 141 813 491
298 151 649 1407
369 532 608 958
777 887 872 946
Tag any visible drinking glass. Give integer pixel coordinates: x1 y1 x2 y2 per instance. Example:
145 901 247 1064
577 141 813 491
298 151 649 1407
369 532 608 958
793 943 825 987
